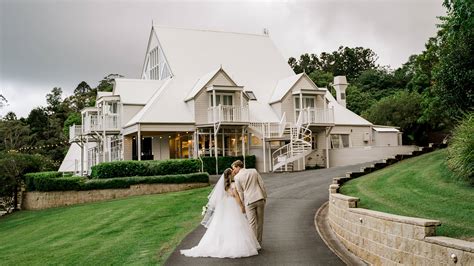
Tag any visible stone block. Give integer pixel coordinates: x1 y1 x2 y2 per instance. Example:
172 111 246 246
402 223 415 239
460 251 474 265
431 243 449 262
447 247 464 266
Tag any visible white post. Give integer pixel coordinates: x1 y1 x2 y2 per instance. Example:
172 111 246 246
263 137 267 172
137 124 141 161
212 90 217 123
214 131 219 175
80 140 84 176
242 127 246 168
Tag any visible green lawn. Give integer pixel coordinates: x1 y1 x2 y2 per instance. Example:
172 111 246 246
0 186 212 265
340 149 474 240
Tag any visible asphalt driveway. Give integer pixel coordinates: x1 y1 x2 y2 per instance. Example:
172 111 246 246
166 162 377 266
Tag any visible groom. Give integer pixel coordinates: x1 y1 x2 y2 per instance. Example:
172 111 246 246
232 160 267 245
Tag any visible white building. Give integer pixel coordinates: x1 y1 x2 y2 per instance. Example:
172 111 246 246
60 26 416 175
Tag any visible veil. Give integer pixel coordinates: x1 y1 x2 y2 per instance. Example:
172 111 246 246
201 174 225 228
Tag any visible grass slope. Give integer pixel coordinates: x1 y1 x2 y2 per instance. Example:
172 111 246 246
340 149 474 239
0 186 212 265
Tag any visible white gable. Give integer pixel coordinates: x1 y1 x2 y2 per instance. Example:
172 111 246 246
149 26 294 123
184 67 237 102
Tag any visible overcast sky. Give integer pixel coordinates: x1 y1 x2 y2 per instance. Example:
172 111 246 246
0 0 445 118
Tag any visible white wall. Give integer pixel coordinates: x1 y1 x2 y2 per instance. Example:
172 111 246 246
373 132 400 147
328 145 418 167
121 105 144 127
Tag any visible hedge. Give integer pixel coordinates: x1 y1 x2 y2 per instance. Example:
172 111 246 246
201 155 256 175
90 159 201 179
24 171 70 191
26 172 209 192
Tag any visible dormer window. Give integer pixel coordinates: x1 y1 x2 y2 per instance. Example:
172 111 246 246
210 93 234 107
246 91 257 101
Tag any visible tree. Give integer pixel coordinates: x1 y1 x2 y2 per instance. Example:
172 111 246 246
289 46 378 81
0 117 31 151
0 152 53 212
362 91 428 144
430 0 474 124
96 74 123 92
346 85 376 115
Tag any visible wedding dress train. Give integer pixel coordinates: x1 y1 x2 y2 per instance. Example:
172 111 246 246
180 182 260 258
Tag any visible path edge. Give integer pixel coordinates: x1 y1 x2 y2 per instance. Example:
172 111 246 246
314 201 367 266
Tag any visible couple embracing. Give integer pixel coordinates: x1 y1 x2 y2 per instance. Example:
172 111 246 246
181 160 267 258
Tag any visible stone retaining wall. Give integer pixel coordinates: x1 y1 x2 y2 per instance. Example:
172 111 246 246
328 188 474 265
22 183 209 210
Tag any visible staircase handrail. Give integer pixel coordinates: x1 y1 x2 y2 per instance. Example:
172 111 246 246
278 112 287 137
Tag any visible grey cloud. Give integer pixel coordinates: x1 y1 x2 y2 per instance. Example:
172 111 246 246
0 0 445 118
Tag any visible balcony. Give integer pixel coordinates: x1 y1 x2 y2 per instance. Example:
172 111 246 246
207 105 249 124
83 114 120 133
299 107 334 125
69 124 83 142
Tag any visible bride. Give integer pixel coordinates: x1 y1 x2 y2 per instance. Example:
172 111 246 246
180 168 261 258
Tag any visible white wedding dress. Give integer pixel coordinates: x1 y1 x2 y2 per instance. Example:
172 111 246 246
180 178 260 258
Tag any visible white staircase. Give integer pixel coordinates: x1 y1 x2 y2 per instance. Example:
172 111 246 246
272 125 312 172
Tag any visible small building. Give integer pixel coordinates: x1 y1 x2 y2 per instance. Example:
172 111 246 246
60 26 416 175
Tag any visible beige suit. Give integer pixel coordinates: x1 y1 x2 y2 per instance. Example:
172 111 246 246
234 168 267 244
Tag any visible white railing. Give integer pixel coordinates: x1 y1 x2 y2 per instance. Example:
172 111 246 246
300 107 334 125
69 124 83 142
272 125 313 172
207 105 249 123
83 114 120 133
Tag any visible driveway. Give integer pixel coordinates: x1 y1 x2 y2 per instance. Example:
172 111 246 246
166 162 377 265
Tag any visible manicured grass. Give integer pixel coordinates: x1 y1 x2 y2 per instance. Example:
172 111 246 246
0 186 212 265
340 149 474 240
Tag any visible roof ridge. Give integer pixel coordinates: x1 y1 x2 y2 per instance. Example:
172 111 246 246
152 24 269 38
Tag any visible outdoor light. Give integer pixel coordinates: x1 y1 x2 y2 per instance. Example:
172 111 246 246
450 254 458 263
359 218 363 223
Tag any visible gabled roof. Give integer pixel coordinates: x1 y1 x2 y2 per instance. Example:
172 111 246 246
144 26 293 123
113 78 168 105
269 73 304 104
184 67 238 102
125 77 174 126
325 90 373 126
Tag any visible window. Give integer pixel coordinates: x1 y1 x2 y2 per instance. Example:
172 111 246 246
209 93 234 107
331 134 350 149
246 91 257 100
148 46 171 80
294 96 316 120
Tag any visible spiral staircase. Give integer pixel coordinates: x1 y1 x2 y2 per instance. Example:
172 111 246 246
271 125 313 172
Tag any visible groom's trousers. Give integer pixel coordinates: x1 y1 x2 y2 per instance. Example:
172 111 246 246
246 199 265 244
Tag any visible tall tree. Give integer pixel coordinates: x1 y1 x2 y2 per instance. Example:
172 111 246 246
96 74 124 92
430 0 474 123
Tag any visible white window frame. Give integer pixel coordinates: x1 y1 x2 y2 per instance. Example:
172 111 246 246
209 93 234 107
330 134 351 149
294 95 316 121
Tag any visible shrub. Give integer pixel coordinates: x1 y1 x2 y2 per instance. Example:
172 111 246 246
24 171 65 191
82 173 209 190
201 155 256 175
90 159 201 179
33 177 84 192
447 112 474 183
26 172 209 192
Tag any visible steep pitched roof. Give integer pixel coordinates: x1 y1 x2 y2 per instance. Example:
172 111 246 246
145 26 294 123
184 67 239 102
325 90 372 126
125 77 174 126
113 78 167 105
269 73 304 104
